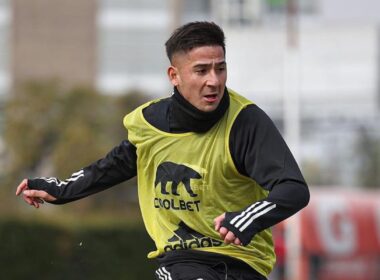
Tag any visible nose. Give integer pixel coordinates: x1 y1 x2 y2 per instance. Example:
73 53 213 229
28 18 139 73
206 70 220 87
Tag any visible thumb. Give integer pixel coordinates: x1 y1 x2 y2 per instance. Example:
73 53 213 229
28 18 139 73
214 213 226 231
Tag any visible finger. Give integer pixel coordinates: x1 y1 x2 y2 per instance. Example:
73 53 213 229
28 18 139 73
23 189 39 198
23 189 56 202
36 198 45 204
23 190 46 199
22 194 35 206
32 200 40 208
219 226 228 235
16 179 28 196
233 238 242 246
218 226 228 240
22 194 41 208
214 213 225 231
224 231 236 244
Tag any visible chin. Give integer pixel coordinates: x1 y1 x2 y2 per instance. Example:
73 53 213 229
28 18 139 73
201 104 219 112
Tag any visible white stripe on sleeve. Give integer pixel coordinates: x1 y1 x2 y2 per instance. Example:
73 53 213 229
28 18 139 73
230 201 277 232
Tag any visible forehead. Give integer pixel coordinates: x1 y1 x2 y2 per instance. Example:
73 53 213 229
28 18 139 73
172 45 225 66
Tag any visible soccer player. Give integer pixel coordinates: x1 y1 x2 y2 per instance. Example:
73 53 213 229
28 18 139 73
16 21 309 280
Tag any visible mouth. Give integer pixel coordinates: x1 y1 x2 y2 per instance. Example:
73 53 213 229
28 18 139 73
203 94 218 103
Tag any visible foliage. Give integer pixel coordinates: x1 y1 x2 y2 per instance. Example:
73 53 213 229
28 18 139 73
5 80 63 176
3 80 151 211
0 218 156 280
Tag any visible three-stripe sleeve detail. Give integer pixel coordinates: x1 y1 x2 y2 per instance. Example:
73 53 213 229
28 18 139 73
230 201 277 232
39 170 84 187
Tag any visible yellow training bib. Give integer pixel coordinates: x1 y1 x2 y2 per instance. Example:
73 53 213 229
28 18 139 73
123 89 275 276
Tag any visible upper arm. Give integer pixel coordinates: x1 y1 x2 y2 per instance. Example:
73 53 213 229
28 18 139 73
229 105 306 191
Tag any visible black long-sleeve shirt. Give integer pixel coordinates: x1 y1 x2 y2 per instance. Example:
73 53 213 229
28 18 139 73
28 87 309 247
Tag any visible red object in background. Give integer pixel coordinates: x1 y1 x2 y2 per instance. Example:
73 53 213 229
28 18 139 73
301 190 380 256
297 189 380 280
273 223 286 280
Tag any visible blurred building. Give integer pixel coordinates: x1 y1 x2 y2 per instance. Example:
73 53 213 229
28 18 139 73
96 0 214 95
0 0 9 100
97 0 171 94
0 0 10 169
12 0 97 89
0 0 379 187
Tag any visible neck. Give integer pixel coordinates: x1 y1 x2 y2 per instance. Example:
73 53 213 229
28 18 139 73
170 87 229 133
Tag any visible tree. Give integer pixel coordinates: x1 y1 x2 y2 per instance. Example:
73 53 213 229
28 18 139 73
3 80 151 211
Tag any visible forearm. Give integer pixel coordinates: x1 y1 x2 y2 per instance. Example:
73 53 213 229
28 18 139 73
221 180 309 245
27 140 137 204
225 105 310 245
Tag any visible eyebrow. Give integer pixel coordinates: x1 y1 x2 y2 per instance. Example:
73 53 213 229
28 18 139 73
193 61 226 68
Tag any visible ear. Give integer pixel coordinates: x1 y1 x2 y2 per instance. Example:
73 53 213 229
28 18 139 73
167 66 179 87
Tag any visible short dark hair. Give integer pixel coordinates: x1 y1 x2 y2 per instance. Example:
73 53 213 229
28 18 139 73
165 21 225 63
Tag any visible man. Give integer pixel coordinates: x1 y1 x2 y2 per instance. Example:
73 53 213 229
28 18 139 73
16 21 309 280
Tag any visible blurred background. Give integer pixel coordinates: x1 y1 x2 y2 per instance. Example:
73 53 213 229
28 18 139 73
0 0 379 279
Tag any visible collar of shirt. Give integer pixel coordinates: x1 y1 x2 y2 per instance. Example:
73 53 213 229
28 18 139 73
170 86 230 133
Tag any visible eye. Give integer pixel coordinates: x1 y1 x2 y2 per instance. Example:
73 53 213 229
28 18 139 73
217 65 226 72
195 69 207 75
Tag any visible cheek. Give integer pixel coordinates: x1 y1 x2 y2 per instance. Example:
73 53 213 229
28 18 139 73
178 72 194 87
184 77 203 90
221 72 227 82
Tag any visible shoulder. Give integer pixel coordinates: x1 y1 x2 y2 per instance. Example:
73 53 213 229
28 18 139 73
142 97 171 117
230 103 284 148
123 96 171 128
234 104 275 128
142 97 171 130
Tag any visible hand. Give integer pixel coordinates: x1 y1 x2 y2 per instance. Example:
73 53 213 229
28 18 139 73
16 179 57 208
214 213 242 246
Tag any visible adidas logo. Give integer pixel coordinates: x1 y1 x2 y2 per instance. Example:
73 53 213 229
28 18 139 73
164 222 222 252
